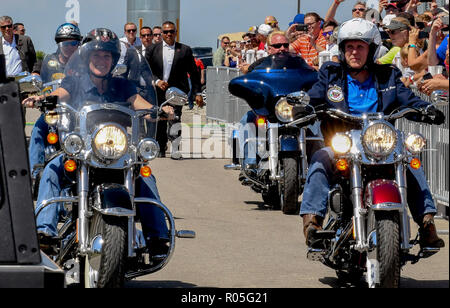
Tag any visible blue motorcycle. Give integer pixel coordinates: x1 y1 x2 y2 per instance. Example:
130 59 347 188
225 53 322 214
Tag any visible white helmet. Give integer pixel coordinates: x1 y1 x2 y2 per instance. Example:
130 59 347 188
337 18 382 64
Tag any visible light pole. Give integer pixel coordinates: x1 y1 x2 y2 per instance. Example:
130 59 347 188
297 0 301 13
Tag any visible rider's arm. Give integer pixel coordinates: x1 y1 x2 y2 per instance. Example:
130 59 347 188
128 93 153 110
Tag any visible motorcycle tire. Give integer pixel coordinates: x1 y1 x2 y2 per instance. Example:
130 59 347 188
279 157 300 215
375 211 401 288
83 213 127 288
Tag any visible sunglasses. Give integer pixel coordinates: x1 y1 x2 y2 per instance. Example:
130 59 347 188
153 33 161 37
270 43 289 49
322 31 334 37
352 8 365 12
126 28 137 33
141 34 153 37
59 40 80 47
163 30 176 34
0 24 13 30
386 29 404 35
244 40 251 44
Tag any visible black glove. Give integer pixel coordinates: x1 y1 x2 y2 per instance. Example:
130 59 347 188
423 105 445 125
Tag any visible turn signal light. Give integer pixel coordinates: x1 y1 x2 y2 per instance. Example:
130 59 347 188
64 159 77 172
336 159 349 171
256 116 267 128
47 132 59 145
410 158 421 170
140 165 152 177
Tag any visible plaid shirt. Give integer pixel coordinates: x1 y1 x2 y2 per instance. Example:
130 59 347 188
290 30 327 67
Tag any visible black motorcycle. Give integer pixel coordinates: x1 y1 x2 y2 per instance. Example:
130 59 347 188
225 53 321 214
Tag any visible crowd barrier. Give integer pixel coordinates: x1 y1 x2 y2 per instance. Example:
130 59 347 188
205 66 449 215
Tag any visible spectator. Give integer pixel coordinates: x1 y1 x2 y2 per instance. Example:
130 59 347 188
0 16 39 76
428 16 449 67
119 22 142 64
153 26 163 44
286 13 307 43
224 41 241 68
421 42 449 95
213 36 230 66
385 2 401 16
290 12 327 69
188 57 206 109
325 0 366 24
265 15 280 31
139 26 153 56
256 24 273 52
247 26 261 50
13 22 25 35
322 20 340 62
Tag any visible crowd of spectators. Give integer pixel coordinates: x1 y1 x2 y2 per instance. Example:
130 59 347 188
213 0 449 96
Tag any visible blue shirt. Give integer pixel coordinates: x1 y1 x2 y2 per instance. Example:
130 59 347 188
437 34 448 65
347 73 378 115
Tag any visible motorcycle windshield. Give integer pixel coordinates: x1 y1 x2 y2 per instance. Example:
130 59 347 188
228 53 317 117
59 40 158 140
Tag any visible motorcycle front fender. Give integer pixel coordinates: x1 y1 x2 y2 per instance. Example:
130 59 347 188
279 134 300 153
91 183 135 216
365 179 403 211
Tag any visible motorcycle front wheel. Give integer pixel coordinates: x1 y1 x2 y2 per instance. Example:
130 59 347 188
82 213 127 288
279 157 300 215
375 211 401 288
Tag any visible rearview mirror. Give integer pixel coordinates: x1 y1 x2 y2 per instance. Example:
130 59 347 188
18 75 43 94
165 87 188 106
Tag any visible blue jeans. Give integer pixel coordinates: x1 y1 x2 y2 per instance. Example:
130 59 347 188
238 111 257 166
35 154 169 241
300 147 437 225
29 114 48 177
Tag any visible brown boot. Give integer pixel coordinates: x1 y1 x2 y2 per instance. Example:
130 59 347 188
419 214 445 248
302 214 324 246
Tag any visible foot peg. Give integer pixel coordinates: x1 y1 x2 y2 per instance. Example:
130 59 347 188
419 247 440 259
307 247 326 262
176 230 196 238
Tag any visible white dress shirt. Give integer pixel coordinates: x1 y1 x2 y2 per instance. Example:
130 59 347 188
162 40 175 82
2 36 22 76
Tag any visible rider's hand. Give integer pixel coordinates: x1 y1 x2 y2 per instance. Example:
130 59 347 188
424 105 445 125
22 95 44 108
161 105 175 121
157 80 169 91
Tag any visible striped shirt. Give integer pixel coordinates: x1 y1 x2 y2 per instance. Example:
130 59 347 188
290 31 327 67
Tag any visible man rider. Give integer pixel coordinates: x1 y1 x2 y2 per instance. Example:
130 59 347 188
300 18 445 249
23 28 175 255
28 23 82 179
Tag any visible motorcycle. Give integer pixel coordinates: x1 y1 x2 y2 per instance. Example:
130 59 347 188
33 47 195 287
287 92 444 287
225 53 322 214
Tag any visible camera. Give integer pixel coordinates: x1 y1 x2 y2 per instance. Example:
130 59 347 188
442 15 449 26
295 24 308 32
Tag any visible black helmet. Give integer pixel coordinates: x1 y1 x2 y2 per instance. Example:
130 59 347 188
80 28 121 71
55 23 82 43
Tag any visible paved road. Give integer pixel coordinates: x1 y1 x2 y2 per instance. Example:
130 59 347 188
25 106 449 288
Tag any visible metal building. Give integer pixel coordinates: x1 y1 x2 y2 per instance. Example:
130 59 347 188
127 0 180 32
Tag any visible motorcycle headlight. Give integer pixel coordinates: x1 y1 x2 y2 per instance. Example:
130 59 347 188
275 98 293 123
63 134 84 155
331 133 352 155
404 133 426 154
44 111 59 125
138 139 160 161
362 123 397 158
92 124 128 160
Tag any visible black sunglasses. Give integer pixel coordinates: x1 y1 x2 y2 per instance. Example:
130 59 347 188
141 33 153 37
0 24 13 30
270 43 289 49
163 30 176 34
126 28 137 33
153 33 161 37
352 8 365 12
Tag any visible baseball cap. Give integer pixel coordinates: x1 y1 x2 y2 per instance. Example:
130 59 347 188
386 2 399 9
385 17 410 31
246 26 258 35
257 24 273 36
382 14 396 26
289 14 305 26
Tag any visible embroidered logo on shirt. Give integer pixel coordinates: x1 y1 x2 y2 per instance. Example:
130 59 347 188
327 85 344 103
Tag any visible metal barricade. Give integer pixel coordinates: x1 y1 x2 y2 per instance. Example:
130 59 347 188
205 66 251 124
396 88 449 215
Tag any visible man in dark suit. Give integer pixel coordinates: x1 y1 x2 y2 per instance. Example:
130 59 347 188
0 16 39 76
145 21 203 159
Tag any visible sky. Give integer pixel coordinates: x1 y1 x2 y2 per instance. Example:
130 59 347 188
2 0 359 55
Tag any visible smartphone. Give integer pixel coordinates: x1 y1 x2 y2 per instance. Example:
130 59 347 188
442 16 449 26
295 24 308 32
423 73 433 80
418 31 429 39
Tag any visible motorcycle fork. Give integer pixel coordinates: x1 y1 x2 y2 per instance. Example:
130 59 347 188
350 162 367 251
78 163 89 255
267 123 278 180
298 127 308 181
125 167 136 257
395 163 412 250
